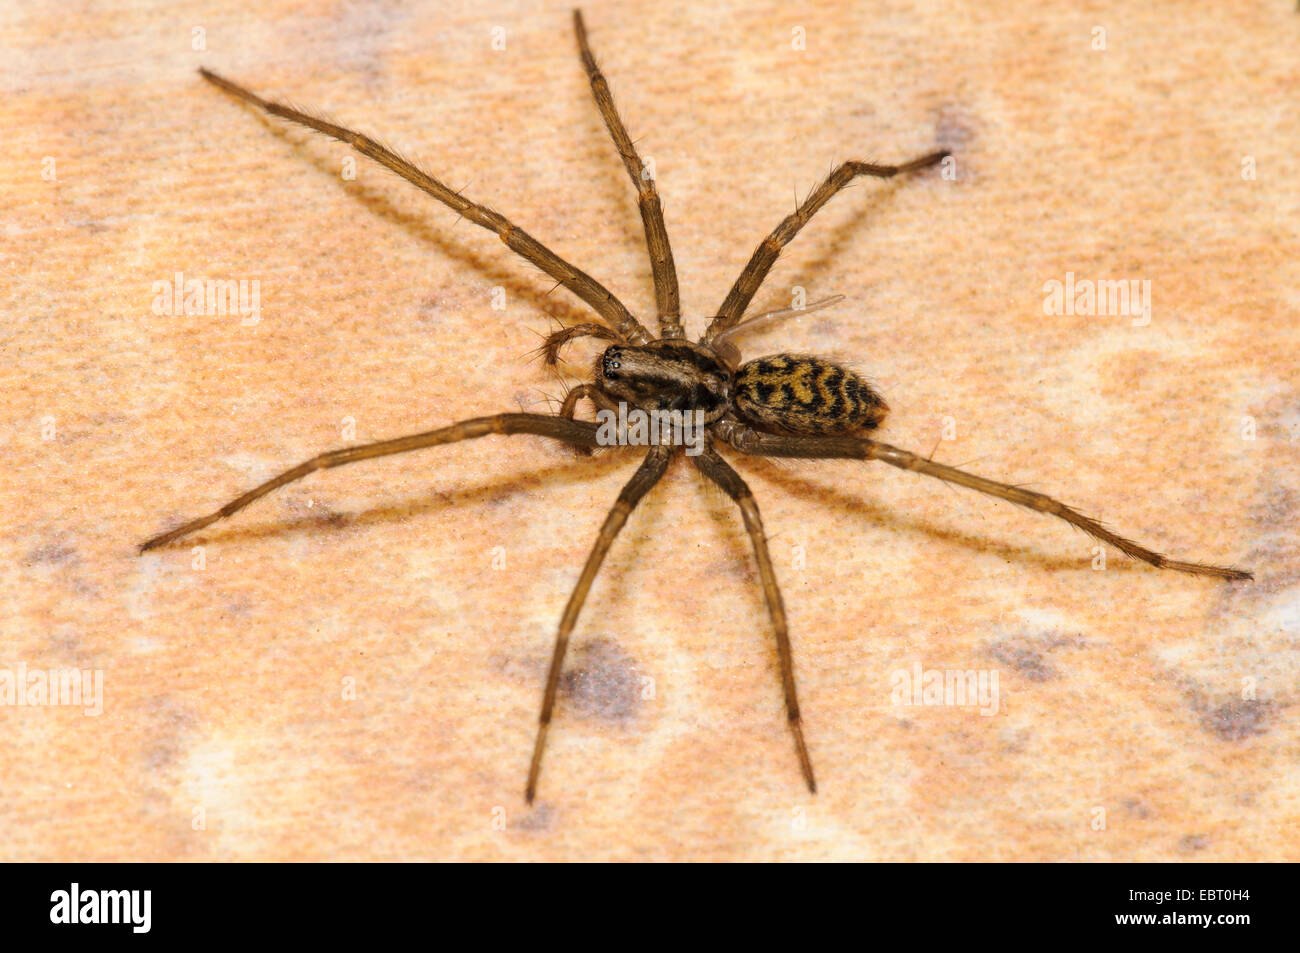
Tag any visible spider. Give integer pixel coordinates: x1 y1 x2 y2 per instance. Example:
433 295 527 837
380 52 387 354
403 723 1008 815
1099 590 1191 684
141 10 1252 804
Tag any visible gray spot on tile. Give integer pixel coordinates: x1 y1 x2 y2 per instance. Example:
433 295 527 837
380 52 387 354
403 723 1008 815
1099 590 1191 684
143 696 201 770
1200 699 1275 741
1122 798 1152 819
934 103 977 154
25 540 78 565
513 801 554 832
988 638 1057 681
559 638 641 722
1178 833 1209 853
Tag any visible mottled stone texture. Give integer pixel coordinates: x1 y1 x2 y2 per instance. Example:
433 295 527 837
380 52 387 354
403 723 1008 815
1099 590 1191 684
2 0 1296 860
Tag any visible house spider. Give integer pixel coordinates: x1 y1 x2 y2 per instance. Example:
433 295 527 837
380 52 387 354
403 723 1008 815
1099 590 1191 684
141 10 1251 804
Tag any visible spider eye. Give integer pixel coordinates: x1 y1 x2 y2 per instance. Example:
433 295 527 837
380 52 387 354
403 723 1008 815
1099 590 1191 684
603 349 623 378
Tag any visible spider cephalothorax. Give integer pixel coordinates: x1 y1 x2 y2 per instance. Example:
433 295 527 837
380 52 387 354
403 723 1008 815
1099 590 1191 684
145 10 1251 806
596 340 731 421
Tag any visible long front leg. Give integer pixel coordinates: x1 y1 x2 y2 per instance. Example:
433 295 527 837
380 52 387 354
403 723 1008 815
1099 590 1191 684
573 11 682 339
198 68 653 345
527 445 672 803
139 414 603 552
715 422 1252 581
691 445 817 794
701 152 947 345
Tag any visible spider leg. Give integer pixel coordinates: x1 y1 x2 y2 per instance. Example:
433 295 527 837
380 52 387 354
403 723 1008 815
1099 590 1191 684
538 322 620 366
691 444 817 795
198 68 653 345
139 414 603 552
526 445 672 803
558 383 619 420
714 422 1253 581
556 383 620 456
573 10 682 339
701 152 948 345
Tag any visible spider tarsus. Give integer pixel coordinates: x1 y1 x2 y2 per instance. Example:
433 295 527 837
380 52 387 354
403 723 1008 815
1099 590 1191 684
791 719 817 795
1161 558 1252 582
901 149 950 173
198 66 255 105
139 518 210 553
525 720 550 804
1109 533 1250 581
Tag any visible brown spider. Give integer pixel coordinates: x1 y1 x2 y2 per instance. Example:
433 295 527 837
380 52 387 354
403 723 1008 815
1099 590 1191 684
141 10 1251 804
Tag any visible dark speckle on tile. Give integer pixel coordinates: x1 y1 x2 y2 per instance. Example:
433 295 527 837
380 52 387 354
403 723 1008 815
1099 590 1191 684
1200 699 1275 741
934 103 977 155
1178 834 1209 853
513 801 554 832
26 540 78 565
1122 798 1152 819
987 638 1057 681
143 696 201 770
416 294 443 319
46 629 94 668
559 638 640 722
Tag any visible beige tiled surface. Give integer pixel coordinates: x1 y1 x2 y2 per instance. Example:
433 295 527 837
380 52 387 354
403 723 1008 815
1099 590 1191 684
2 0 1297 860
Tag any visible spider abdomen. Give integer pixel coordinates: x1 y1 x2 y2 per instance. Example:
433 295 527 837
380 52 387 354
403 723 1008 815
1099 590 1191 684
733 355 887 434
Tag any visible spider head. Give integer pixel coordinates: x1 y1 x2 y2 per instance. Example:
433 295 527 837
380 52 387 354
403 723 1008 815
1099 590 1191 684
597 340 732 422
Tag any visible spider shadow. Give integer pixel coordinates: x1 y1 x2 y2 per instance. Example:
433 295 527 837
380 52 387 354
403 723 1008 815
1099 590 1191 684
729 453 1128 576
573 127 655 285
581 455 677 604
158 447 638 552
686 462 772 588
222 96 601 331
795 187 904 299
212 78 950 353
718 178 940 363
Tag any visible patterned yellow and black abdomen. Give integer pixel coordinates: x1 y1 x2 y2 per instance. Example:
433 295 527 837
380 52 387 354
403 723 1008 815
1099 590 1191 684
732 355 888 435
